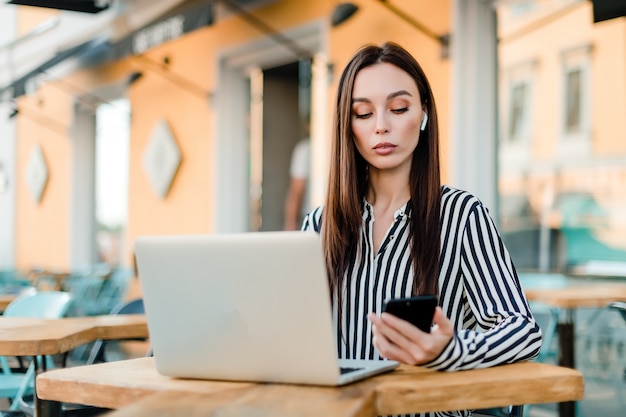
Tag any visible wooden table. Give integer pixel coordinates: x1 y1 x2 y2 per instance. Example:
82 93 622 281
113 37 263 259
525 282 626 417
0 315 148 356
525 283 626 310
0 294 16 313
27 271 73 291
36 357 584 417
0 314 148 416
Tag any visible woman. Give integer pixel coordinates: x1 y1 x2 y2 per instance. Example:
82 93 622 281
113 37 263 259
303 42 541 410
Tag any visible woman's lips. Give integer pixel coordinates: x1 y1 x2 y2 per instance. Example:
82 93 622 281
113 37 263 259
373 142 396 155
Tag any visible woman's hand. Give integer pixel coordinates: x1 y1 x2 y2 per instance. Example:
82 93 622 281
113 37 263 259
367 306 454 365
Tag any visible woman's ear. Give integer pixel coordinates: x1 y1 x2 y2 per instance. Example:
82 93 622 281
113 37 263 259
420 113 428 131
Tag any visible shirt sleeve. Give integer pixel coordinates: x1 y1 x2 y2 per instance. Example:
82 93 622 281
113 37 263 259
290 139 310 179
302 205 323 232
424 203 543 371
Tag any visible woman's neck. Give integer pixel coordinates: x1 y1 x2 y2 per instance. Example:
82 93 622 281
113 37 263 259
366 166 411 212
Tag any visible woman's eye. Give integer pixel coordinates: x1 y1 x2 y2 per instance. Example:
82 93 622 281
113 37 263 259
391 107 409 114
354 112 372 119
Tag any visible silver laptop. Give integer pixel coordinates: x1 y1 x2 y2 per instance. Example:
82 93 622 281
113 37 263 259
134 231 399 386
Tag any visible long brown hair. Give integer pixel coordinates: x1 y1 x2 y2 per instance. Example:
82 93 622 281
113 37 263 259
322 42 441 303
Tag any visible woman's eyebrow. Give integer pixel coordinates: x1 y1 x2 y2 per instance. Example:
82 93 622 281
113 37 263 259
352 90 413 104
387 90 412 100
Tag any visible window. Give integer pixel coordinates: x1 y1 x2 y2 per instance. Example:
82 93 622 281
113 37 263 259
509 80 529 140
564 67 582 133
95 99 130 265
510 0 536 18
499 60 535 177
559 44 592 156
502 61 535 145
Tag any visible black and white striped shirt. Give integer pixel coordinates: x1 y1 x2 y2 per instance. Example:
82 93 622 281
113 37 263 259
303 185 542 417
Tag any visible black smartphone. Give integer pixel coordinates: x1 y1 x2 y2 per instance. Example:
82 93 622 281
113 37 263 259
382 295 438 333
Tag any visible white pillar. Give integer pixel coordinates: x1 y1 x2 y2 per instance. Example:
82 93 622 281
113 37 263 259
310 52 331 210
0 5 17 269
70 103 98 269
450 0 499 223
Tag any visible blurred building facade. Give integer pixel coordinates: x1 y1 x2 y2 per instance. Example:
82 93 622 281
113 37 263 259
1 0 623 276
0 0 454 271
496 0 626 272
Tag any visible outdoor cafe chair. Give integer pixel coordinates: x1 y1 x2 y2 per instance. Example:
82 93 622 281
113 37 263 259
608 301 626 322
609 301 626 383
85 298 150 364
0 291 73 415
0 270 32 296
517 273 570 363
60 266 133 319
62 299 149 417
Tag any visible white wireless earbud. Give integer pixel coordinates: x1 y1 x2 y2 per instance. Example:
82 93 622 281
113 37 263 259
420 113 428 131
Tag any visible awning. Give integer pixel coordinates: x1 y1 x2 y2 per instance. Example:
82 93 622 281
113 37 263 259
108 0 214 59
0 38 105 99
591 0 626 23
7 0 110 14
1 0 214 99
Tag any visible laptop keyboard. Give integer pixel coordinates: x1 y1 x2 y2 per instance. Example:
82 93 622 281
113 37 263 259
340 366 364 375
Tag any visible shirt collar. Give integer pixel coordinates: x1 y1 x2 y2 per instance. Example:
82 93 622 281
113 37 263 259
362 199 411 220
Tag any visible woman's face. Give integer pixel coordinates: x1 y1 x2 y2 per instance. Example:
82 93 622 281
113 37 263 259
351 62 425 174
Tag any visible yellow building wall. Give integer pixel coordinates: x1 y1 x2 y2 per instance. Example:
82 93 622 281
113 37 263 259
499 1 626 160
13 8 64 271
12 0 451 272
15 89 72 271
592 18 626 154
497 1 626 261
16 6 57 34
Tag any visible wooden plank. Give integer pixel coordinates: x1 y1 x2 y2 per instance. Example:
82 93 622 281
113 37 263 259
68 315 148 340
0 319 94 355
0 294 16 312
525 284 626 308
37 357 254 409
104 386 377 417
37 358 584 415
0 315 148 356
374 361 584 415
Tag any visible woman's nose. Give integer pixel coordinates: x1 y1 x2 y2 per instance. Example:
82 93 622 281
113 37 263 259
375 114 389 134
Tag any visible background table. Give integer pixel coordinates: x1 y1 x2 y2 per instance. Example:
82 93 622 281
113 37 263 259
37 357 584 417
0 315 148 416
0 294 16 313
0 315 148 356
525 283 626 417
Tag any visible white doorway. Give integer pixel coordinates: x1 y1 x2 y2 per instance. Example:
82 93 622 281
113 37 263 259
215 21 324 232
71 87 130 270
95 99 130 265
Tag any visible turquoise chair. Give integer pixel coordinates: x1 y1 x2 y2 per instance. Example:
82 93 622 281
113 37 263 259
63 274 105 317
85 298 148 364
0 291 73 414
77 267 132 316
518 273 570 363
0 269 34 300
93 268 132 314
517 273 574 417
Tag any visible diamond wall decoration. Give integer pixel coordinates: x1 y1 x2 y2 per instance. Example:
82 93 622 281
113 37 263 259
25 144 48 203
142 119 182 198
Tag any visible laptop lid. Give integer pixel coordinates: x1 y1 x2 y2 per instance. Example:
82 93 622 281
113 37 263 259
135 231 398 386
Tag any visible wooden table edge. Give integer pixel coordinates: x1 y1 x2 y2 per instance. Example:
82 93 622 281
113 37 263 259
0 315 148 356
374 362 584 415
37 360 584 416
